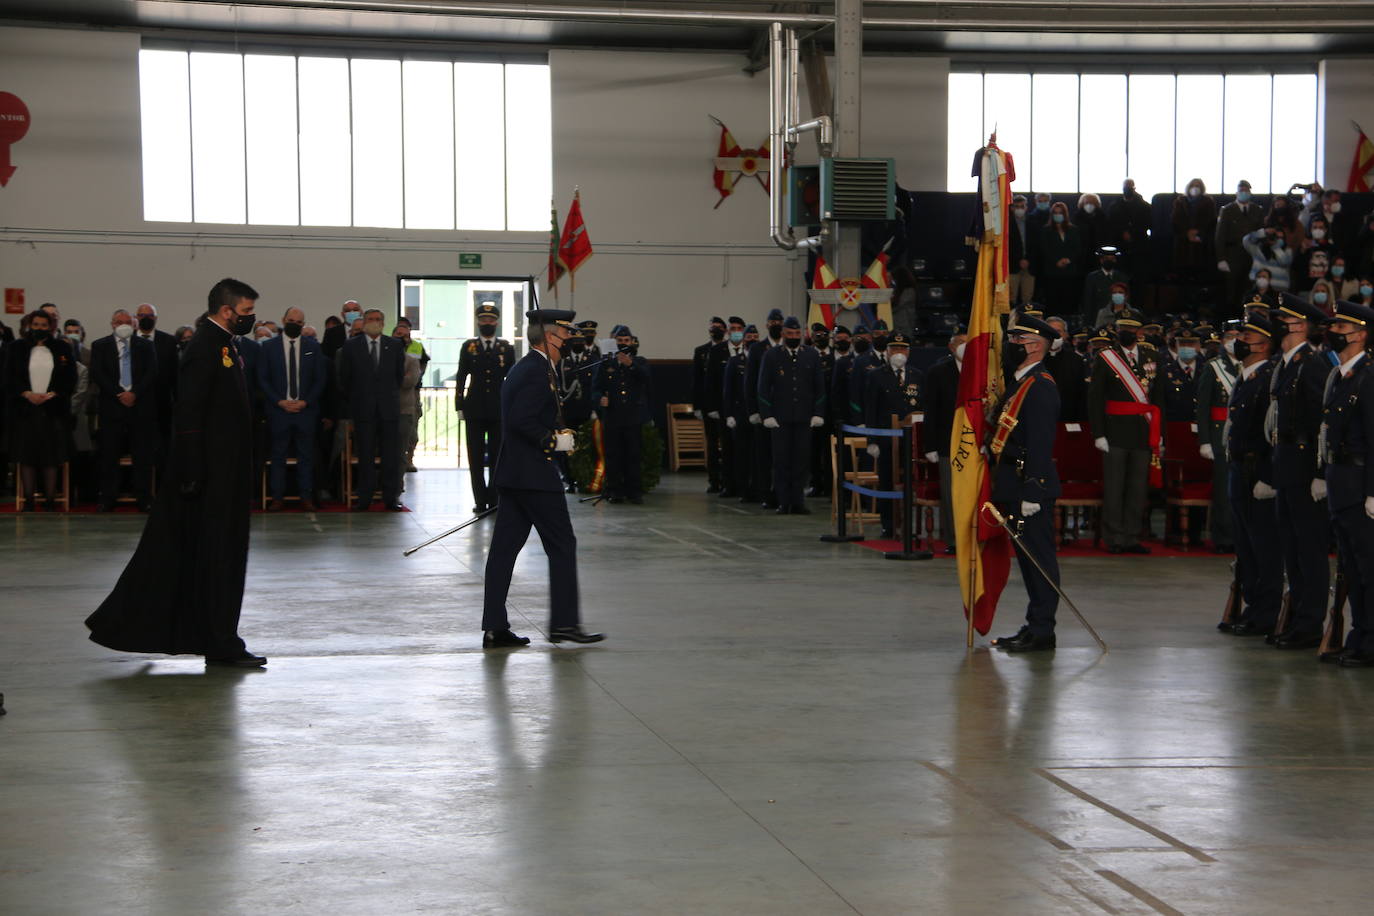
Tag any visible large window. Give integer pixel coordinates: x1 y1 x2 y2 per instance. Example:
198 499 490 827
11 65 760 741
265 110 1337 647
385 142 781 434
138 48 551 231
946 70 1318 196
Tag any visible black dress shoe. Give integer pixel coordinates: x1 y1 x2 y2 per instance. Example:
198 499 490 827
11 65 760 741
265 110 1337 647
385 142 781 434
565 483 578 494
387 503 405 511
762 499 779 510
206 652 267 668
483 629 530 648
718 489 737 499
992 627 1031 647
791 504 812 515
1122 543 1151 554
549 626 605 644
96 503 114 513
472 505 486 515
1320 648 1349 664
806 486 824 498
775 505 791 515
879 529 894 540
1003 632 1056 653
1339 653 1374 668
706 485 721 494
1230 622 1274 637
1108 546 1124 554
352 503 370 512
1216 621 1236 633
628 496 643 505
943 545 956 555
607 496 624 504
1274 631 1323 650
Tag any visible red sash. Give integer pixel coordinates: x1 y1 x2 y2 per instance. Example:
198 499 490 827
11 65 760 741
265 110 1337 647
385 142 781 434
1209 406 1228 422
1106 400 1163 487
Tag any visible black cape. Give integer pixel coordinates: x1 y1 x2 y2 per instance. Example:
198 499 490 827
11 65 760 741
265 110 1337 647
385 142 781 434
86 318 254 657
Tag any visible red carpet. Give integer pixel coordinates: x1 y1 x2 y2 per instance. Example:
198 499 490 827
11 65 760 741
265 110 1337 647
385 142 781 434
1 502 408 515
856 537 1229 558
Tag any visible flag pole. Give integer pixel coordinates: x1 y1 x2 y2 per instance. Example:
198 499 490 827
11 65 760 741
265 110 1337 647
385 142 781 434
570 186 579 311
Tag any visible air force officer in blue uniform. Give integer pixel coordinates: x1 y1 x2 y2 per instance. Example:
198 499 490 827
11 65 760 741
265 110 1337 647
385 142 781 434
480 308 605 649
257 307 326 509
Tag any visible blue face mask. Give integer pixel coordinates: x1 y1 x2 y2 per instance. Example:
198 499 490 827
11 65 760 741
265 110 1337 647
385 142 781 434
1037 200 1050 212
1333 265 1346 278
1236 191 1251 203
344 310 361 325
1052 212 1065 224
1314 292 1329 305
1177 346 1198 361
1362 285 1374 298
1111 292 1125 306
729 330 744 344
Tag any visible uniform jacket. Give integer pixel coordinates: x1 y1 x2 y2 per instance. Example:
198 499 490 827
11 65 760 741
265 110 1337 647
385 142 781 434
455 337 515 420
758 344 825 423
492 350 564 493
722 347 752 423
1319 356 1374 512
1215 200 1265 266
744 339 774 418
139 329 180 422
989 364 1061 506
691 339 729 413
1087 343 1161 449
337 333 406 422
1195 353 1239 453
90 333 157 417
922 355 960 457
1045 348 1087 423
1226 358 1277 486
592 352 651 428
257 333 327 417
1152 352 1201 423
830 352 857 425
559 347 598 425
1080 268 1130 326
848 349 884 422
1269 342 1328 487
862 361 921 430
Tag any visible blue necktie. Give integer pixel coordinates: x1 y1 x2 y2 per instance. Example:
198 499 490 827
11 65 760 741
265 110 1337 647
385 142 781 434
119 340 132 390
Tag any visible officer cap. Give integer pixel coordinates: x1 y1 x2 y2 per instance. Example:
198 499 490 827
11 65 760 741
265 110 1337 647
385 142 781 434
833 324 851 335
1141 322 1163 334
1275 292 1327 324
1090 329 1113 343
1019 307 1045 318
525 307 577 330
1329 300 1374 327
871 319 889 332
766 308 785 322
1222 318 1244 334
611 324 632 337
853 324 870 335
1114 309 1144 328
1072 330 1089 341
1175 328 1201 343
1095 245 1120 257
811 322 829 334
1008 314 1058 342
887 331 912 348
783 316 801 330
1237 179 1252 190
475 303 500 318
709 316 726 327
744 323 758 334
1242 313 1275 337
577 319 598 330
728 315 745 326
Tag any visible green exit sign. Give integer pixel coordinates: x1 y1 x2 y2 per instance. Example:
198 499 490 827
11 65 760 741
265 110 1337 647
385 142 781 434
458 253 483 270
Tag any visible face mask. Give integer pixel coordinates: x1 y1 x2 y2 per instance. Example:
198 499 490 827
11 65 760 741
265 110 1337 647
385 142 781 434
283 322 303 339
1362 285 1373 298
1050 337 1064 354
1330 201 1343 214
1188 186 1202 198
874 335 889 352
1012 207 1026 217
729 330 744 344
628 345 639 357
1177 346 1198 361
1272 237 1285 249
344 310 361 325
1223 338 1237 356
1082 203 1096 214
114 324 134 340
1003 340 1028 364
1052 213 1065 224
1102 258 1117 271
1111 292 1126 306
813 335 829 349
232 312 256 336
30 329 50 342
1314 292 1329 305
955 342 967 361
767 324 782 341
66 332 82 344
1256 277 1271 290
1333 265 1346 278
1232 339 1252 360
361 320 381 336
1236 191 1251 203
1118 330 1138 347
478 324 496 338
1312 229 1327 241
1122 186 1135 197
1274 203 1288 214
137 316 156 332
569 340 585 353
1036 200 1050 212
784 336 801 349
853 339 871 354
834 339 851 353
709 328 725 341
1326 330 1348 351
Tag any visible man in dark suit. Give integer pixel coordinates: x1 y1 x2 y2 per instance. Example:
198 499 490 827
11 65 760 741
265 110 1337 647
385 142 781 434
90 309 158 511
746 309 784 507
337 308 405 511
716 316 748 498
592 325 651 504
1044 316 1087 422
691 316 729 494
807 322 837 497
989 315 1063 653
722 324 759 501
921 329 965 552
455 303 514 513
1215 180 1266 314
862 331 922 536
759 316 826 515
134 304 180 475
480 307 604 648
257 307 327 510
321 299 361 360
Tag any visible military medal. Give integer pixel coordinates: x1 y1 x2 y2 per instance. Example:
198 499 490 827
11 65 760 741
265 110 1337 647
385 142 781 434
221 346 233 368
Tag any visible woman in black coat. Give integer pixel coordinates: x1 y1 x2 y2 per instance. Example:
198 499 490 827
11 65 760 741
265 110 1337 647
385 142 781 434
1039 201 1086 315
6 310 76 509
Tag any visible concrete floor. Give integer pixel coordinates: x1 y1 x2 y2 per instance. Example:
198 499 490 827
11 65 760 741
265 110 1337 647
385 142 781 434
2 471 1369 915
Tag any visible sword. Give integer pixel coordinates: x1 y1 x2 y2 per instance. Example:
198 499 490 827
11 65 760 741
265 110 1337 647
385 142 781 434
982 502 1108 653
402 506 498 556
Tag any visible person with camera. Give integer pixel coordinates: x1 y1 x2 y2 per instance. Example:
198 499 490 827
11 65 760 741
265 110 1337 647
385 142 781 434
592 325 651 504
480 307 604 648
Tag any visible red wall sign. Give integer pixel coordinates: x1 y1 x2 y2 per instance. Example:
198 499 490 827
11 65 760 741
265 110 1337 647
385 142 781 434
5 288 25 315
0 92 31 187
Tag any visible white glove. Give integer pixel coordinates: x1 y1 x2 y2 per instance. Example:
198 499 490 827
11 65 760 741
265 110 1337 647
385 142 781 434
763 417 780 429
1199 443 1214 461
726 416 736 429
1253 481 1277 499
1020 501 1041 518
749 413 761 425
867 444 880 458
693 409 703 419
1312 479 1327 502
1094 436 1109 453
924 451 938 463
554 431 575 452
1217 259 1230 272
1366 496 1374 519
810 415 824 428
707 411 720 420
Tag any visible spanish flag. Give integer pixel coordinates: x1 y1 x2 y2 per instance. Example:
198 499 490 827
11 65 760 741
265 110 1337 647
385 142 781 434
860 250 895 331
1348 122 1374 192
950 141 1015 638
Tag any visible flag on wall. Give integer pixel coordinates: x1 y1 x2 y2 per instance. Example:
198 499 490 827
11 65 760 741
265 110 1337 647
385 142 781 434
547 201 564 293
710 115 770 208
806 251 894 331
558 190 594 287
949 139 1016 639
1348 121 1374 192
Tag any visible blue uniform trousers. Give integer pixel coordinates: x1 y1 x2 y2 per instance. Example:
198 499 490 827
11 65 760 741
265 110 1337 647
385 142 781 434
481 487 579 631
1229 466 1283 628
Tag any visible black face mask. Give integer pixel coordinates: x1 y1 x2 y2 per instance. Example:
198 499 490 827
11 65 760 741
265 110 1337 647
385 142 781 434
874 335 889 352
813 335 830 349
1118 330 1138 348
138 316 156 332
709 328 725 342
283 322 303 339
1232 339 1252 360
569 340 585 353
29 329 50 343
628 345 639 357
231 312 256 336
853 339 871 354
1325 330 1348 351
1102 259 1117 271
767 325 783 341
834 339 851 353
1004 340 1028 365
478 324 496 338
1146 334 1165 349
784 336 801 349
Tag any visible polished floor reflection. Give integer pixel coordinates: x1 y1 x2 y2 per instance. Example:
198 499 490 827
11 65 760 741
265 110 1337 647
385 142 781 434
2 472 1367 914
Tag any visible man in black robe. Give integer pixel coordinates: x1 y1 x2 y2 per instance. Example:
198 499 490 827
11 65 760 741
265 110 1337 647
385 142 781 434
86 278 266 668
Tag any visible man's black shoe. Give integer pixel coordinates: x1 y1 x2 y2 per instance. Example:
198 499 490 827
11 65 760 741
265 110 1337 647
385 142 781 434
483 629 531 648
96 503 114 513
472 504 487 514
806 485 824 498
1002 632 1056 653
549 626 605 644
1122 543 1151 554
706 485 721 494
1274 631 1323 650
206 652 268 668
607 496 624 504
1216 621 1236 633
762 499 779 510
718 489 737 499
943 545 956 555
1230 622 1274 637
791 504 812 515
1320 648 1349 664
565 483 577 494
628 496 643 505
879 529 894 540
1339 653 1374 668
1108 546 1124 554
775 505 791 515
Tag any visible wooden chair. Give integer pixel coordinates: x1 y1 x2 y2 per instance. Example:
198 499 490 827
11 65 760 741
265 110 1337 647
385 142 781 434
1053 421 1104 546
14 462 72 512
1162 420 1212 550
666 402 706 471
341 425 382 506
260 457 300 509
114 455 155 506
831 436 882 537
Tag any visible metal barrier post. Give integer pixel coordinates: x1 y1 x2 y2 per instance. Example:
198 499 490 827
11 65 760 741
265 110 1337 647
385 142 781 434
884 424 932 561
820 426 861 543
